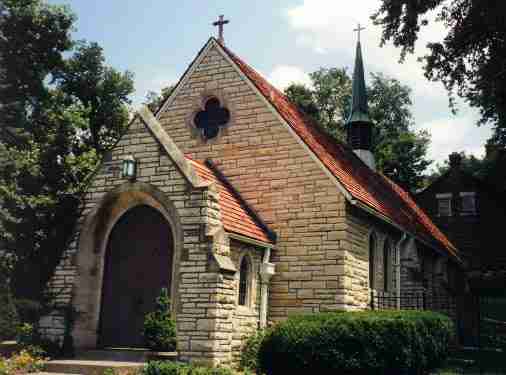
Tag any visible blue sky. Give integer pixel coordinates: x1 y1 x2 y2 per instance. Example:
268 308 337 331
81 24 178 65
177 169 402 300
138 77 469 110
50 0 492 167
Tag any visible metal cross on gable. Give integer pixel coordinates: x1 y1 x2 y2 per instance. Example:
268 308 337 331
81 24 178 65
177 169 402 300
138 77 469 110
213 15 229 44
354 23 366 42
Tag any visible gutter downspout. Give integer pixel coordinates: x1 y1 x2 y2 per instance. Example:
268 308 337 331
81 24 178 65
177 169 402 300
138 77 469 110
395 233 409 309
259 248 275 329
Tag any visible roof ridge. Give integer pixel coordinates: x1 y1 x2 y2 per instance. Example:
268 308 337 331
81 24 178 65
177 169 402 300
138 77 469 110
217 42 459 261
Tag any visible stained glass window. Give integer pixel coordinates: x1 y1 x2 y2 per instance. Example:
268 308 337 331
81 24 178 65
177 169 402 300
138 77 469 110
238 256 250 306
369 234 376 289
383 240 391 292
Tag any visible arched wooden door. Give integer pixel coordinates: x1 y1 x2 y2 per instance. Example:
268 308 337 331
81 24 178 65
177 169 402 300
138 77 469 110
99 205 173 348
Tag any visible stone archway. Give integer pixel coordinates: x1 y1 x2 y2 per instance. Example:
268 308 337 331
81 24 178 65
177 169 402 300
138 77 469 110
72 182 183 349
99 205 173 348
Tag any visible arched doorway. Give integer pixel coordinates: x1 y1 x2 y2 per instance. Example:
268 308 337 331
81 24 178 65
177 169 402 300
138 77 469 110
99 205 173 347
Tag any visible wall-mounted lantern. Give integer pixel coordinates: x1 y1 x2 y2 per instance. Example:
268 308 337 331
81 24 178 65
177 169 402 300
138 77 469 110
122 155 137 180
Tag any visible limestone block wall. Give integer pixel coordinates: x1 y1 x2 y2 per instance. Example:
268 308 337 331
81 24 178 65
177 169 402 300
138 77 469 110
39 232 79 341
158 43 350 316
342 204 400 309
229 240 262 364
399 238 425 304
41 115 248 365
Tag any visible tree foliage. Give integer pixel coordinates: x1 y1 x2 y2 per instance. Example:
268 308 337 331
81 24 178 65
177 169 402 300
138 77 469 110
144 85 175 113
427 150 506 192
0 0 134 302
285 68 431 191
372 0 506 149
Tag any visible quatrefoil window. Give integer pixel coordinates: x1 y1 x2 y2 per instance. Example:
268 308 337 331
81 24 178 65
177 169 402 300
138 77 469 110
194 97 230 140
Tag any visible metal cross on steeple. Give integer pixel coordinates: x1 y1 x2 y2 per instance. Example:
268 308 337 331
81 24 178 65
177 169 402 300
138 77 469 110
213 15 230 45
353 23 366 42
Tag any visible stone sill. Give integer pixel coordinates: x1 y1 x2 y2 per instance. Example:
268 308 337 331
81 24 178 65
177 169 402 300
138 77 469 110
146 351 178 361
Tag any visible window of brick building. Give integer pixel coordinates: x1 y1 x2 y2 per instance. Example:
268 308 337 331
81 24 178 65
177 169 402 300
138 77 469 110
436 193 452 216
460 192 477 215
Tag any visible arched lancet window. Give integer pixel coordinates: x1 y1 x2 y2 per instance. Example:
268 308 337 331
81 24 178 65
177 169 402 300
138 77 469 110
383 239 392 292
238 256 251 306
369 233 376 289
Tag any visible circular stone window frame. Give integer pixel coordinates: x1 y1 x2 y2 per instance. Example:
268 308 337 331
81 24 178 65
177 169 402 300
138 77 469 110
186 87 236 144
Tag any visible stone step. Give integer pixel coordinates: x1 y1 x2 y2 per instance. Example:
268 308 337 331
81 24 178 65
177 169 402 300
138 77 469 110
44 359 145 375
75 349 178 362
76 349 149 362
0 341 20 357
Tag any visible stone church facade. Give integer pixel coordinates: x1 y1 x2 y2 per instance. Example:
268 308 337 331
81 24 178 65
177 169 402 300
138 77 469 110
41 38 462 365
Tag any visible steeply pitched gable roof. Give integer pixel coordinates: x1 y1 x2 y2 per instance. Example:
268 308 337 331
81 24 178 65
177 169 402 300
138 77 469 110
187 157 275 245
217 41 459 262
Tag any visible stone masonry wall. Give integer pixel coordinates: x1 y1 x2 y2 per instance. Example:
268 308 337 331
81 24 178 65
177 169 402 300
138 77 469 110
43 115 245 365
343 204 400 309
158 42 349 318
229 240 262 364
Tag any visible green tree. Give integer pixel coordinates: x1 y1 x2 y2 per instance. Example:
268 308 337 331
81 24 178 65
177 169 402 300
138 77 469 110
285 69 431 191
57 41 134 152
0 0 134 302
427 150 506 192
144 85 175 113
372 0 506 149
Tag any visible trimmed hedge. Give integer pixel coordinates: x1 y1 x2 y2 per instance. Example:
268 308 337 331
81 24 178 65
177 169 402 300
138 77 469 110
142 361 233 375
257 310 454 375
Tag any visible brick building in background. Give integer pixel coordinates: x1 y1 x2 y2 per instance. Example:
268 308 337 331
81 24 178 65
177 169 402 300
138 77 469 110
417 152 506 292
40 37 463 365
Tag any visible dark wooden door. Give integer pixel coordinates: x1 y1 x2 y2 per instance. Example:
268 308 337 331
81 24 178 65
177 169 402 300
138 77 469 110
100 205 173 348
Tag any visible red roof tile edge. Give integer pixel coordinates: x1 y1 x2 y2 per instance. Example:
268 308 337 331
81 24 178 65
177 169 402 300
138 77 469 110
218 41 460 262
186 156 274 245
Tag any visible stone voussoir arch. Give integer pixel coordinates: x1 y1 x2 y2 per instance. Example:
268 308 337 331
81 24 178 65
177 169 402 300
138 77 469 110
72 181 183 349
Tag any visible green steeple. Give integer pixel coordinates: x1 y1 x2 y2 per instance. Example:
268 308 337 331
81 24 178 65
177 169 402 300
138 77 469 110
345 34 373 153
347 40 371 125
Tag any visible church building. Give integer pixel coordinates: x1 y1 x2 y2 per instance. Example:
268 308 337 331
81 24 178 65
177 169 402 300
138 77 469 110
41 26 462 365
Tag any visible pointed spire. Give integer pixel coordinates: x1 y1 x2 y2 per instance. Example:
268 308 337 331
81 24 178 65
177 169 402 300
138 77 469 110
347 40 371 124
346 25 375 170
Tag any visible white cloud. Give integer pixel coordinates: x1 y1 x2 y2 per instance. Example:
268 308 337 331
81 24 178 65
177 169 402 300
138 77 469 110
418 106 492 168
268 65 312 90
284 0 492 164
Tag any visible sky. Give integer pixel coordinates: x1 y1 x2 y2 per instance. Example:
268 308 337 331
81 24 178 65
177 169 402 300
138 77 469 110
50 0 492 167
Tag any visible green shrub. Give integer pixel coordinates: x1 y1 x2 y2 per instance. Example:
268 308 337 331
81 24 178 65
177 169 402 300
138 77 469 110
0 290 18 341
142 361 233 375
258 310 454 375
16 323 61 358
143 289 176 351
14 299 42 325
239 328 271 372
0 258 18 341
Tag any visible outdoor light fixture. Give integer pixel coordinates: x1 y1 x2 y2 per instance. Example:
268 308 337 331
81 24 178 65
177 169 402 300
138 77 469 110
122 155 137 180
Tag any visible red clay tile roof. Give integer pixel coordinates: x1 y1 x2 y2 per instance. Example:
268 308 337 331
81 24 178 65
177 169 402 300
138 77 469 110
187 157 274 244
219 42 459 261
